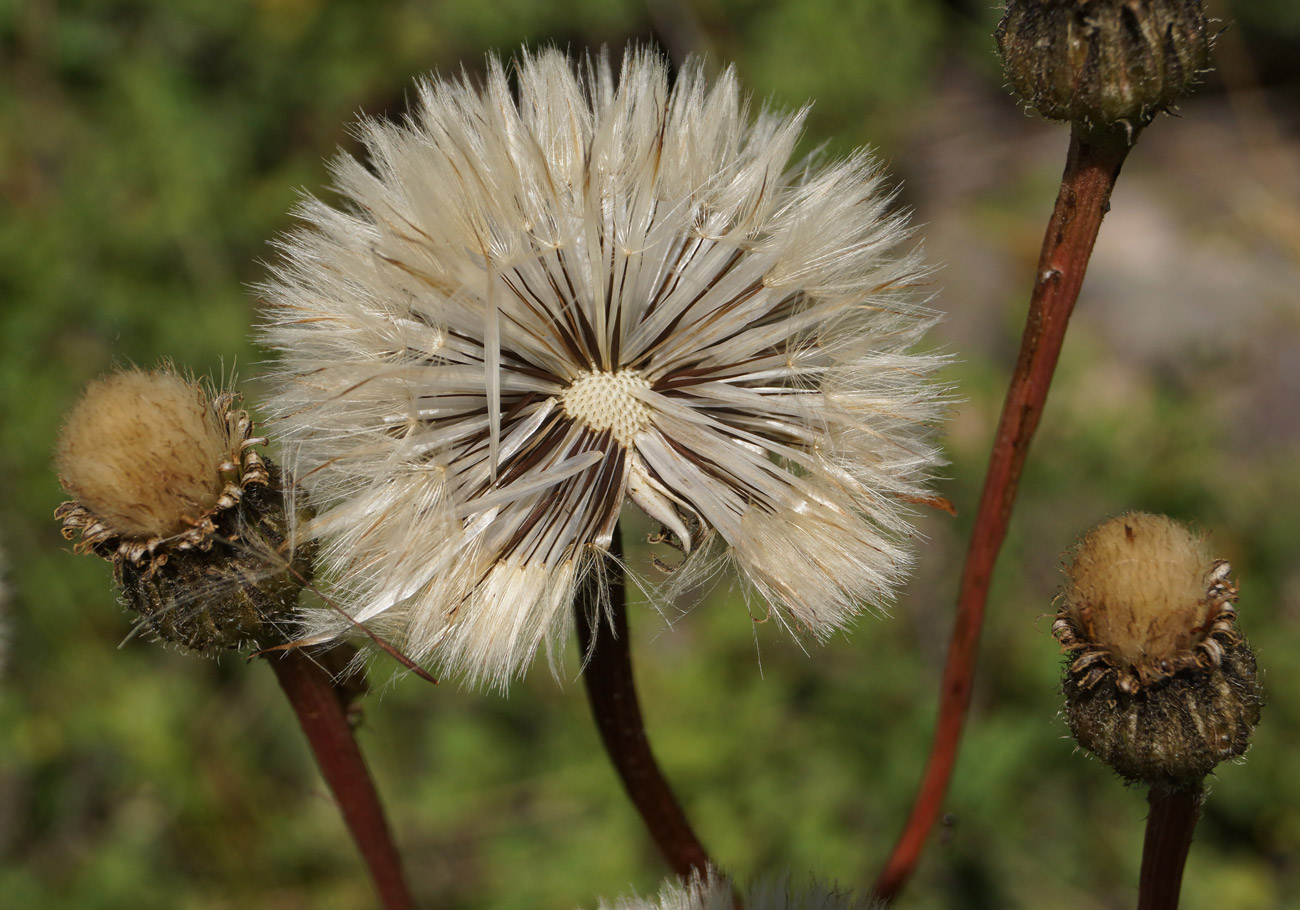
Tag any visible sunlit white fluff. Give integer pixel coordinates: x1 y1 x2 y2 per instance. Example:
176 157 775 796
590 867 883 910
260 45 947 689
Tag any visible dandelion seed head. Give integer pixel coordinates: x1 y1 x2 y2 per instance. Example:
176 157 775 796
260 44 949 688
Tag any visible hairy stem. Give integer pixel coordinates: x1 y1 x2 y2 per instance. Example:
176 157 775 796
575 524 712 876
1139 783 1204 910
873 122 1136 902
268 646 415 910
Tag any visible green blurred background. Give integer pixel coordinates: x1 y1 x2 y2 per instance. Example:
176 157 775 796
3 0 1299 907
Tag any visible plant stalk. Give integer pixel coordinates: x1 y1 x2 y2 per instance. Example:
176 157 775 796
268 646 416 910
1138 783 1204 910
575 524 712 877
873 122 1136 902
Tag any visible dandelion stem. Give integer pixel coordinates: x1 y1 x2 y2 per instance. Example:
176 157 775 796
268 646 415 910
1138 783 1203 910
575 524 712 877
873 122 1135 902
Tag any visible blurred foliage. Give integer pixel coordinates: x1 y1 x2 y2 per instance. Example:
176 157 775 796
2 0 1299 908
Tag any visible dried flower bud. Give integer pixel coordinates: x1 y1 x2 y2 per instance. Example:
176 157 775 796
1053 513 1261 787
995 0 1209 128
55 368 313 652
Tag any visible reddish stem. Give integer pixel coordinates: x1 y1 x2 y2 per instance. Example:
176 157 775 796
575 525 713 877
1138 783 1203 910
268 647 416 910
872 122 1135 902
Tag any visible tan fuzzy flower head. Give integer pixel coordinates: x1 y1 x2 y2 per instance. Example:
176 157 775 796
56 369 230 539
1054 512 1261 784
1061 512 1217 681
260 45 949 689
53 367 312 652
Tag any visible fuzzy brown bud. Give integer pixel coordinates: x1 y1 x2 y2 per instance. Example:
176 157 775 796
1053 513 1261 787
995 0 1209 128
55 368 313 652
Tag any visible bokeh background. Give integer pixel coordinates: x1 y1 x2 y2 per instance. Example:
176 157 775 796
3 1 1299 907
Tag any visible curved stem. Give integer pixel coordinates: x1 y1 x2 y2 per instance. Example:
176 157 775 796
268 646 416 910
1138 783 1203 910
575 524 713 876
872 122 1136 902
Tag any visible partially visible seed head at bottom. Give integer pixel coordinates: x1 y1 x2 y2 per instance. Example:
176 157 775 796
593 865 883 910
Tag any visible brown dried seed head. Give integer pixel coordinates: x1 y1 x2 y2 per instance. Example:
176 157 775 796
55 369 231 538
1063 512 1214 675
1063 638 1260 786
1056 512 1262 787
996 0 1209 128
54 368 313 652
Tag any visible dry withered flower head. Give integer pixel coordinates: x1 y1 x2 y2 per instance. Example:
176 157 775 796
55 367 310 651
1054 512 1261 786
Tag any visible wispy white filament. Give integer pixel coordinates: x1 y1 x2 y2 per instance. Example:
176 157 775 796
260 45 948 689
591 867 883 910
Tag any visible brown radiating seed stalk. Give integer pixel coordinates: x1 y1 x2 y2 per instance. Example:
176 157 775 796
872 121 1136 903
574 523 713 877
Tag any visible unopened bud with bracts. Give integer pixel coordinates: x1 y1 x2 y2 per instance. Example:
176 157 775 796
995 0 1209 130
1053 512 1261 788
55 367 313 652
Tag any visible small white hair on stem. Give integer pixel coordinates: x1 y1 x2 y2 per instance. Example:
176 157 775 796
259 44 949 689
